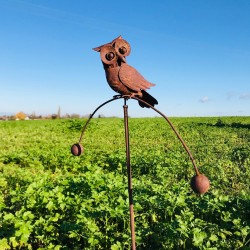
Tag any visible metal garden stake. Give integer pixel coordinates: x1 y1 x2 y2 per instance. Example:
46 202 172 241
70 37 210 250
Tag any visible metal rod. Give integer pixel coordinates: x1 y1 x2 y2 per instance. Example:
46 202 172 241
78 96 124 143
129 96 200 175
123 99 136 250
75 95 201 247
78 95 199 175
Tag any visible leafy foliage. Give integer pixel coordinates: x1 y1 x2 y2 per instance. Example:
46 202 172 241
0 117 250 249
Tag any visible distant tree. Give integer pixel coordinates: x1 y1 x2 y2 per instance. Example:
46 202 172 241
29 112 36 120
8 115 15 120
82 114 91 118
63 113 70 119
51 114 57 119
70 113 80 119
15 112 27 120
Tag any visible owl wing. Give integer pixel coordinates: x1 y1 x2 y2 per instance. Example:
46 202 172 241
118 64 155 92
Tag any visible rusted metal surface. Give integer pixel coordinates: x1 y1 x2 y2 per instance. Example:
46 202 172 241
70 37 210 248
71 96 210 248
93 36 158 108
123 100 136 250
191 174 210 194
71 143 83 156
129 95 200 176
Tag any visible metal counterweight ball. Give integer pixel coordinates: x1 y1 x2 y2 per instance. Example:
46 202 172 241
71 143 84 156
190 174 210 194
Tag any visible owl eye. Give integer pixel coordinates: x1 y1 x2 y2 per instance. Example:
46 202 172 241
119 46 127 55
100 45 117 64
106 52 115 61
115 39 131 57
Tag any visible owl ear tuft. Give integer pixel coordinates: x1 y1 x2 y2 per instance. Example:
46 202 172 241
92 46 101 52
111 35 123 46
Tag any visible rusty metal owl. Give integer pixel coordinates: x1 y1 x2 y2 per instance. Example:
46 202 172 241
93 36 158 108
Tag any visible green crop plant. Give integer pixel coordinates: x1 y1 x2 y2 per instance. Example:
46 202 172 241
0 117 249 249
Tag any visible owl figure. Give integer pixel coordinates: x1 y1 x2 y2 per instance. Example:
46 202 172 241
93 36 158 108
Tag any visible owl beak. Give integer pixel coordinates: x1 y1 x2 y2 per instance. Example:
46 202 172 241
119 55 126 63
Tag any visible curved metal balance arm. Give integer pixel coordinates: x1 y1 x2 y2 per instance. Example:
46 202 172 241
77 95 200 175
78 95 124 142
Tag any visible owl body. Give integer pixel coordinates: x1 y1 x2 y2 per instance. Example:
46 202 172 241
105 66 132 95
93 36 158 108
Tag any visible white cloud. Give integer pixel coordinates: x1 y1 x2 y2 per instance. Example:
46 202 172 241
199 96 210 103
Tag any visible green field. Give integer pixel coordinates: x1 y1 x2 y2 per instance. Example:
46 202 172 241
0 117 249 249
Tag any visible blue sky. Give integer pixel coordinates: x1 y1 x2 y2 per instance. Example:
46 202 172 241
0 0 249 117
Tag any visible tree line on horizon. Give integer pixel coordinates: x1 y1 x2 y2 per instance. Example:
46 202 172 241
0 111 110 121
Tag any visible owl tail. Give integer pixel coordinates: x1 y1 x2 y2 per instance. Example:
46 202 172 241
138 90 158 108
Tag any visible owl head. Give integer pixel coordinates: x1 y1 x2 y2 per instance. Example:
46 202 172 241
93 36 131 67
